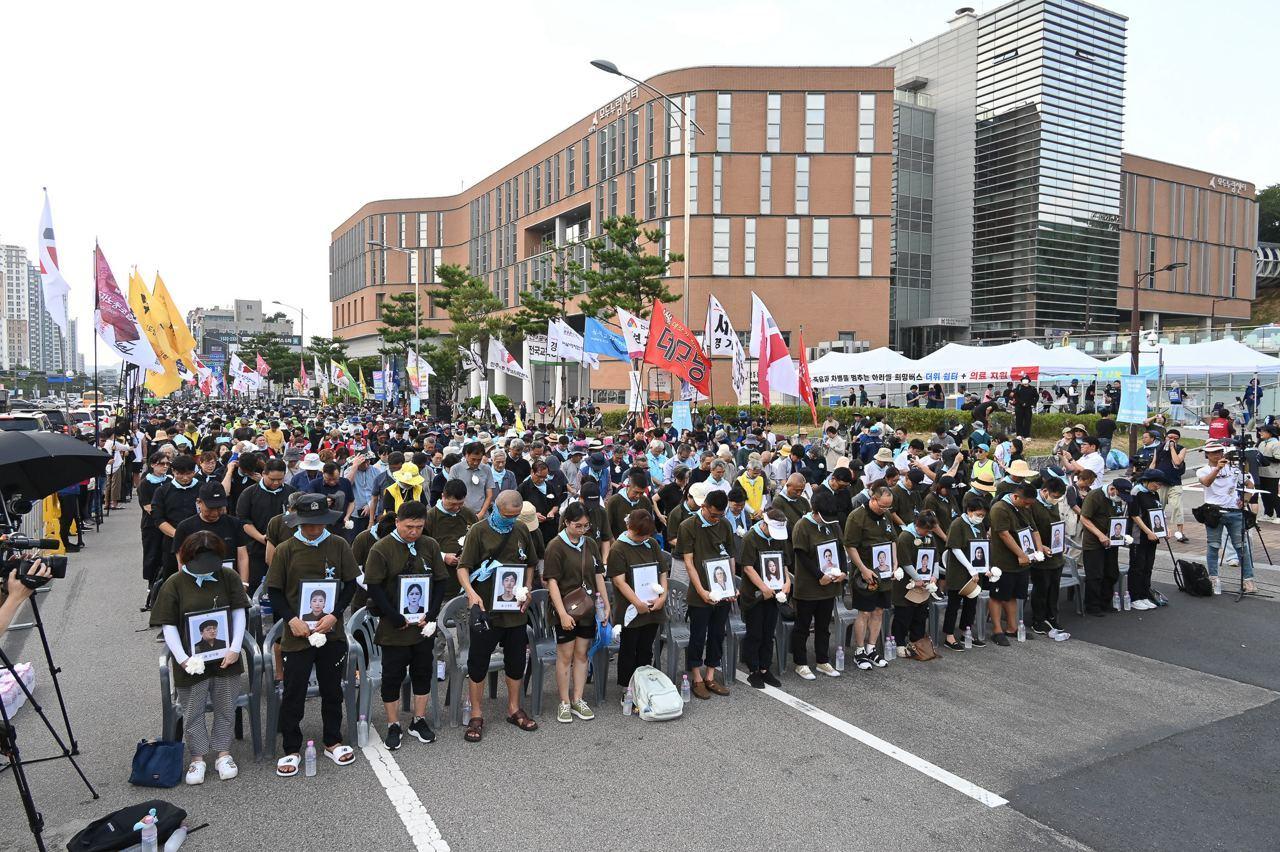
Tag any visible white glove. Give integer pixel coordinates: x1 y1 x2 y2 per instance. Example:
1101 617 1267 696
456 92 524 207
421 622 437 638
990 566 1003 580
344 519 355 530
735 527 747 537
775 591 788 603
905 580 916 589
1124 534 1134 545
308 632 327 648
926 582 938 593
1031 551 1045 563
892 567 905 581
515 586 530 603
649 583 664 596
183 657 206 675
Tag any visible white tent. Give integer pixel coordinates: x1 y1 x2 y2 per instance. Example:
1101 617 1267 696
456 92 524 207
1099 339 1280 376
809 347 925 387
914 339 1101 379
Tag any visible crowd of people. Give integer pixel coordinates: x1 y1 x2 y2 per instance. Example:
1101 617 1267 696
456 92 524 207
48 392 1258 785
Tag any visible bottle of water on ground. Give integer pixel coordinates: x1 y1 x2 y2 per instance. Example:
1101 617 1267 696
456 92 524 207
1122 591 1132 611
357 714 369 748
1112 591 1121 611
462 696 472 725
835 644 845 671
304 740 316 777
680 674 691 703
1016 623 1026 642
884 635 897 661
964 627 973 650
622 686 634 716
136 809 158 852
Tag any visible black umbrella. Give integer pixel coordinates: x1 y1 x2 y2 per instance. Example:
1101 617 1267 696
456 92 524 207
0 431 110 500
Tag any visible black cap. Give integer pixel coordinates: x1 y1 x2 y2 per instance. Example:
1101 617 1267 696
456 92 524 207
285 493 342 527
198 481 228 508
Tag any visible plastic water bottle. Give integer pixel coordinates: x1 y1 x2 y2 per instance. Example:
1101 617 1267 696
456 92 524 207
595 594 606 622
162 824 189 852
1016 623 1026 642
622 686 634 716
436 660 446 681
357 715 369 748
1112 591 1121 611
884 635 897 661
137 810 158 852
835 644 846 671
259 595 272 620
680 674 692 703
964 627 974 650
1122 591 1132 611
461 696 472 725
304 740 317 777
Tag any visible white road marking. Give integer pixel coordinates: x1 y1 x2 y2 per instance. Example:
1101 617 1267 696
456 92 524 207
362 733 451 851
735 672 1009 808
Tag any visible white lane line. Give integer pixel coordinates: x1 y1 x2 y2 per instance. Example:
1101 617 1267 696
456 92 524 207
362 733 451 851
735 671 1009 808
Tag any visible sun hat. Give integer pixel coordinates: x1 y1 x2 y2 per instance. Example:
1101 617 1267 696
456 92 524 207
959 577 982 599
518 501 539 531
971 473 997 494
392 462 424 487
765 518 788 540
1007 459 1034 478
300 452 324 471
689 481 713 507
285 493 342 527
874 447 894 463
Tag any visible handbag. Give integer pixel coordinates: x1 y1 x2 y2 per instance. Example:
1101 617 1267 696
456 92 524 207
560 548 594 620
909 635 939 661
128 739 184 788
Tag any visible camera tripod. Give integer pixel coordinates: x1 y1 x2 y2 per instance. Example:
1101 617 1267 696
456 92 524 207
0 590 99 852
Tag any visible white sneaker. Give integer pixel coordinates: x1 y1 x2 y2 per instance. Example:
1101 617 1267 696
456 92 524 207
1048 628 1071 642
214 754 238 781
814 662 841 678
1226 555 1240 567
1212 576 1223 595
185 760 206 785
1130 599 1151 611
1173 531 1187 542
794 665 817 681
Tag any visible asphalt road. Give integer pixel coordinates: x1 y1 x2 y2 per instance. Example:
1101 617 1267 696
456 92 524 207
1 495 1276 852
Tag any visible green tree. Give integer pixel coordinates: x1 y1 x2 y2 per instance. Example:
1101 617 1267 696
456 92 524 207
305 335 349 365
240 331 298 386
376 292 435 364
1259 183 1280 244
428 264 508 403
570 216 680 320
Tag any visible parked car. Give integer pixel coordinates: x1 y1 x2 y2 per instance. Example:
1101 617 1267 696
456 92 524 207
0 412 54 432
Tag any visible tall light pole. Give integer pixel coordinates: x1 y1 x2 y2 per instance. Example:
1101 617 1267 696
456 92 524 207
368 241 421 407
271 300 305 397
1128 262 1186 455
591 59 705 326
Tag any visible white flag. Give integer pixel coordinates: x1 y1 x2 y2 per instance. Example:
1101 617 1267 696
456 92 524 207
731 337 750 405
37 191 71 336
616 307 648 359
546 318 584 363
486 338 530 381
749 292 799 396
314 356 328 394
702 294 738 357
488 397 504 424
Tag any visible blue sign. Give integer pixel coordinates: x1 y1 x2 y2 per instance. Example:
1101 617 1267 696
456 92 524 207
47 375 71 383
672 400 693 434
1116 375 1148 425
373 370 386 402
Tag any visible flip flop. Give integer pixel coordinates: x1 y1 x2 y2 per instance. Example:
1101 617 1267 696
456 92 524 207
324 744 355 766
276 754 300 777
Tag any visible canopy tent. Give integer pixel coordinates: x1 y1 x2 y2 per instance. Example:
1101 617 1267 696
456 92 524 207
1098 339 1280 378
912 339 1102 380
809 347 924 387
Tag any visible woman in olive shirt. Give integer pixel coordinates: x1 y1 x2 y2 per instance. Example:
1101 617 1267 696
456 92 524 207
891 510 940 657
790 490 847 680
544 503 610 723
577 479 613 562
150 531 250 786
607 509 668 690
942 492 990 650
737 509 791 688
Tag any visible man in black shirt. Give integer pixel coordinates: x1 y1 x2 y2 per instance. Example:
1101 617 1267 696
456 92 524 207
152 454 202 582
236 458 296 589
1013 376 1038 438
172 481 250 584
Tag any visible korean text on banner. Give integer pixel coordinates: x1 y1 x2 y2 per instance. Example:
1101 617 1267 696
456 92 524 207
1117 375 1148 424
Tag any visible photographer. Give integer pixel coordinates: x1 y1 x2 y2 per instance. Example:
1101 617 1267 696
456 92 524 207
1151 428 1189 542
1255 423 1280 523
0 559 52 637
1196 441 1258 595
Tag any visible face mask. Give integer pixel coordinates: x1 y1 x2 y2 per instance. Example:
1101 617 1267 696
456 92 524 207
488 507 518 534
966 512 985 525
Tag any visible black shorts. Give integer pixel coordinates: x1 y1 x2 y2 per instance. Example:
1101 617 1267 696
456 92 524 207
851 588 891 612
554 618 596 644
468 623 528 682
989 569 1029 601
379 641 434 700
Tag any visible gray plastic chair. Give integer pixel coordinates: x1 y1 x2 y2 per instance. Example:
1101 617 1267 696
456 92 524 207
1060 554 1085 616
830 593 860 663
523 589 561 717
725 577 748 678
438 594 515 726
260 618 361 755
160 631 264 759
347 607 429 729
660 579 692 681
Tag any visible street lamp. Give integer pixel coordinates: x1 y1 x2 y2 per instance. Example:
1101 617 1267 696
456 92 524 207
272 300 306 397
591 59 705 326
1128 261 1187 455
368 241 422 406
1209 296 1232 334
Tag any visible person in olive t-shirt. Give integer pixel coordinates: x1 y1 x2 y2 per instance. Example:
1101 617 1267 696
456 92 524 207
542 503 610 721
675 488 735 699
737 508 791 688
423 479 479 599
1078 478 1123 615
1028 477 1067 634
942 492 990 650
844 486 897 669
773 474 811 534
363 501 447 750
578 479 613 562
791 489 847 677
150 531 250 782
986 483 1044 645
172 481 249 584
607 508 668 688
890 510 941 655
456 490 539 742
605 471 656 544
266 495 359 775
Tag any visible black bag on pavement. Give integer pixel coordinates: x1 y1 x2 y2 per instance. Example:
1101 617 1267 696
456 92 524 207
1173 559 1215 596
67 800 187 852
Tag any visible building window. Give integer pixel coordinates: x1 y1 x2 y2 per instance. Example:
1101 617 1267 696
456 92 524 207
583 136 591 188
431 248 441 283
766 92 781 153
744 218 756 275
859 219 873 276
609 178 618 219
713 155 723 214
418 213 429 247
688 158 699 213
713 218 730 276
717 92 731 151
629 111 639 167
662 159 671 217
858 93 876 153
854 157 871 215
795 156 810 215
436 214 443 246
608 121 618 179
545 158 553 207
645 101 654 161
805 93 824 153
567 146 576 194
667 101 681 155
685 94 697 153
760 156 772 214
597 130 607 181
627 170 636 217
398 214 406 247
408 250 419 284
552 154 561 202
646 163 658 220
812 218 829 276
786 218 800 276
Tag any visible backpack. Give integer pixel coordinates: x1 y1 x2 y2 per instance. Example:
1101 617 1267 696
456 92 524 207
67 800 187 852
1173 559 1215 597
629 666 683 722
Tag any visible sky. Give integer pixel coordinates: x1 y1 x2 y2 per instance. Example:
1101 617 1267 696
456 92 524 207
1 0 1275 366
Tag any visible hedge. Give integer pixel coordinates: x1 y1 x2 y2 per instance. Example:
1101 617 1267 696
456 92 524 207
600 404 1101 440
464 394 511 411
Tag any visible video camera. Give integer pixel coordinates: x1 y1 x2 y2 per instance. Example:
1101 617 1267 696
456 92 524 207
0 536 67 589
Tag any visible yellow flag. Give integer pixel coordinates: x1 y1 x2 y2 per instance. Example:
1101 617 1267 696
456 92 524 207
514 412 525 432
152 272 197 356
358 365 368 398
129 270 181 397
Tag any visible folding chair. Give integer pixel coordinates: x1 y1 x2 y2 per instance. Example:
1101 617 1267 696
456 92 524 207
1060 554 1085 617
725 578 749 678
523 589 561 717
160 631 264 759
261 618 361 756
347 608 427 730
660 579 692 681
437 594 511 726
830 594 860 663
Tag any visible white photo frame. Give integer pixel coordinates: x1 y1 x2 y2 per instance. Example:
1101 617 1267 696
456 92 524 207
1148 509 1167 538
299 580 339 623
399 574 430 624
491 565 524 612
871 542 894 579
1017 528 1036 556
631 563 660 603
185 607 231 663
1049 521 1066 555
1108 518 1127 547
968 541 989 574
817 540 843 577
706 557 734 601
915 549 935 580
760 551 786 591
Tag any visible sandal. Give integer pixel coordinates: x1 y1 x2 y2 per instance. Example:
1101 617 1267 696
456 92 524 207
276 754 301 777
464 717 484 743
324 744 355 766
506 709 538 732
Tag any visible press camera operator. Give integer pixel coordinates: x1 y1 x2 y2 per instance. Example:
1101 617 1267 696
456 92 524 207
1196 441 1258 595
1254 422 1280 522
0 558 52 637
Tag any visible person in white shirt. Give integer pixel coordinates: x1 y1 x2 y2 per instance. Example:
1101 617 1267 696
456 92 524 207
1060 435 1105 482
862 447 895 487
821 426 847 470
1197 441 1258 595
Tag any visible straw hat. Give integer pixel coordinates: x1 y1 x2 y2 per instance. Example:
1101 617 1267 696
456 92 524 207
874 447 894 463
1006 459 1033 478
905 585 932 604
392 462 424 487
959 576 983 599
971 473 997 494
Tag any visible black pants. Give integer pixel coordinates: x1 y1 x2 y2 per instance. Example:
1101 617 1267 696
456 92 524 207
616 622 660 686
141 527 165 585
1082 548 1119 612
1259 476 1279 517
942 589 977 636
791 597 835 666
686 603 730 670
59 494 79 548
467 623 528 682
891 603 928 644
1128 541 1156 601
380 641 433 702
1015 405 1032 437
741 600 778 673
1029 565 1062 627
280 640 348 755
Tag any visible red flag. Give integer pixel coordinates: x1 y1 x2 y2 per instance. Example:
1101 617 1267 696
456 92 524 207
758 312 770 409
797 330 818 426
255 353 270 377
642 300 711 397
299 357 309 390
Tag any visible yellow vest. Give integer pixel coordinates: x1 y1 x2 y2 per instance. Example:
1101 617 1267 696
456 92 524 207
385 481 423 510
737 473 766 513
972 459 997 482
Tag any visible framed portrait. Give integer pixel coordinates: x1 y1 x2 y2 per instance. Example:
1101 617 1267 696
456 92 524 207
491 565 525 612
1148 510 1167 539
870 542 894 579
914 549 935 580
299 580 339 624
185 607 231 663
1049 521 1066 555
398 574 430 624
967 541 989 575
631 563 660 603
760 551 786 591
1016 528 1036 556
1108 518 1127 547
817 540 843 578
705 557 735 601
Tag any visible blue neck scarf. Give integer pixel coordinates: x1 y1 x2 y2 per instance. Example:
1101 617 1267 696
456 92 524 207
145 472 168 484
170 477 198 490
1037 495 1054 507
698 509 717 528
181 564 216 587
488 508 517 534
616 531 644 547
620 493 639 506
294 529 331 547
434 499 457 517
557 529 583 551
259 481 282 494
390 529 417 555
964 515 984 536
